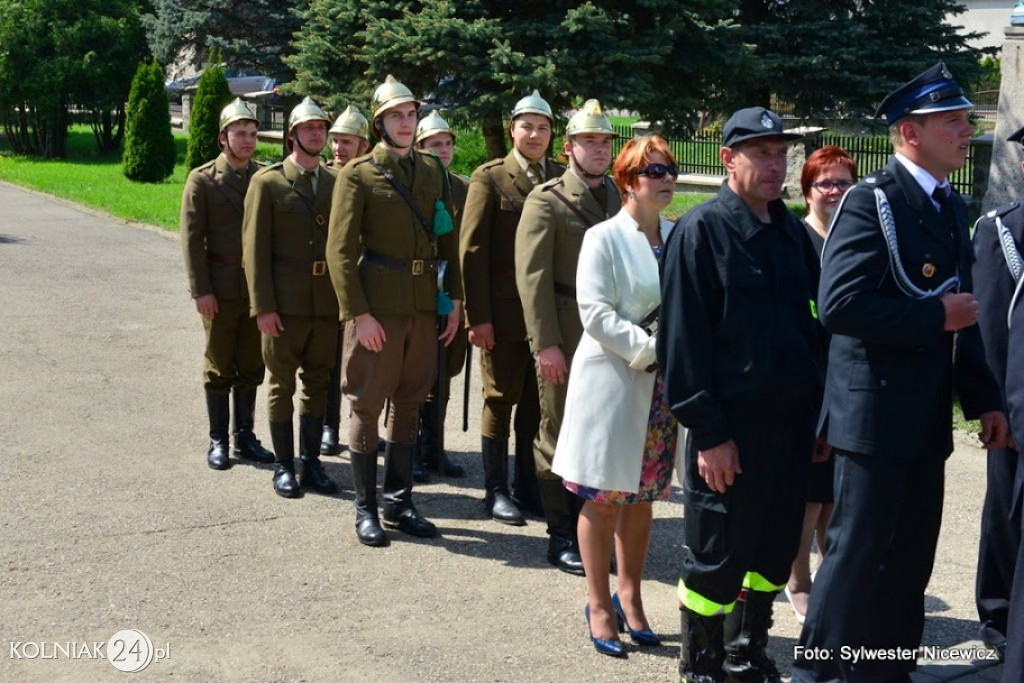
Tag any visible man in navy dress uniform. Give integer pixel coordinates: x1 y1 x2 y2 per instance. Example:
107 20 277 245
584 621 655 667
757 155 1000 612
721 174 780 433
973 124 1024 679
793 62 1007 682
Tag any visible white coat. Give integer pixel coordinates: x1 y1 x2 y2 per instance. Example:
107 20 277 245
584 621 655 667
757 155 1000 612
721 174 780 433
552 208 674 493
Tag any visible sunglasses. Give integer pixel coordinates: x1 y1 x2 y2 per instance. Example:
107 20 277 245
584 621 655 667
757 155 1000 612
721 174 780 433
638 163 679 179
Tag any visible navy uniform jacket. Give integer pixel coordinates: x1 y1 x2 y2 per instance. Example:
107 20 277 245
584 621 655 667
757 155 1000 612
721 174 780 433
975 202 1024 505
658 181 825 451
818 157 999 460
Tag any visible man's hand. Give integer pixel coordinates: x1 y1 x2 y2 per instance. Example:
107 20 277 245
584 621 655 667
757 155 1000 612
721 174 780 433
257 311 284 338
468 322 495 350
978 411 1009 450
439 300 462 347
194 294 218 320
811 438 832 464
940 292 979 331
697 439 742 494
355 313 386 352
535 345 567 384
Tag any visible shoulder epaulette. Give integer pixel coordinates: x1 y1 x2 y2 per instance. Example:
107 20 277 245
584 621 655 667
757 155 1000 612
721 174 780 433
538 176 563 192
984 201 1020 220
862 170 893 188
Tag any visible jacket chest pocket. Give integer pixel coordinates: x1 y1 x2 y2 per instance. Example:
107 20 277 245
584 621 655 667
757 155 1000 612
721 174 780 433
372 188 401 203
275 197 308 214
718 264 770 335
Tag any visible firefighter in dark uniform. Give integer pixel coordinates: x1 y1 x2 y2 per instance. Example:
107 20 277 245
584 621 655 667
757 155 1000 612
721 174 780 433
242 97 340 499
412 110 469 482
971 123 1024 670
658 107 824 683
793 63 1007 683
515 99 621 573
461 90 563 525
326 75 463 547
181 98 275 471
320 104 372 456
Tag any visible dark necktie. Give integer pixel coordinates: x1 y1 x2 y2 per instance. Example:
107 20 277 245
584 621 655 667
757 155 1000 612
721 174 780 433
399 156 414 184
528 162 543 186
302 170 316 195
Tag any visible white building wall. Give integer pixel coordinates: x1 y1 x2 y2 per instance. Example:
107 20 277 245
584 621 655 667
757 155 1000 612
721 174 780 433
955 0 1015 49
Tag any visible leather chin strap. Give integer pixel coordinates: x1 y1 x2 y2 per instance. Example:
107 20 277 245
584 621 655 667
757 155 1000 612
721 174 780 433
374 118 411 151
570 155 605 181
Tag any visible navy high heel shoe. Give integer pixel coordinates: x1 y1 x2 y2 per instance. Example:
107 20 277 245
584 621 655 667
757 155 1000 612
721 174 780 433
611 593 662 647
584 605 627 657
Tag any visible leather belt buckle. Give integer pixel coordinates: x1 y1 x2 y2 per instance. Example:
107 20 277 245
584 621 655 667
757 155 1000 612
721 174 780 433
312 260 327 276
411 259 424 276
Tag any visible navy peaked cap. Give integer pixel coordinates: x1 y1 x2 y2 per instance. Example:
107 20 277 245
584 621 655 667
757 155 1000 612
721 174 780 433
874 61 973 123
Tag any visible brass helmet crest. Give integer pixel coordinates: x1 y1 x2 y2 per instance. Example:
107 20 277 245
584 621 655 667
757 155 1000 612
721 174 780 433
329 104 370 141
565 99 616 138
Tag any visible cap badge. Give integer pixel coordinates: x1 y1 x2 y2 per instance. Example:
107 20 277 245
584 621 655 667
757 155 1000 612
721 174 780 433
760 112 775 130
922 263 936 278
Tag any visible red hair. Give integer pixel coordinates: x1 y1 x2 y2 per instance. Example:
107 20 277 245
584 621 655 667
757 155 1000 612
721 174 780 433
612 134 677 196
801 145 857 199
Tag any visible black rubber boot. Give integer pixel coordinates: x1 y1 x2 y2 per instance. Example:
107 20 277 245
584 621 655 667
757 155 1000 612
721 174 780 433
205 391 231 470
350 449 387 547
482 437 525 526
321 360 344 455
269 419 300 498
539 477 584 575
722 589 781 683
231 388 274 463
679 607 727 683
381 442 438 537
511 433 544 516
299 413 338 494
419 399 465 478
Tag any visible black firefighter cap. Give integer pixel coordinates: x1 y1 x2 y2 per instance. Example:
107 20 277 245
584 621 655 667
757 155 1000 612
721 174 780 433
722 107 802 148
874 61 973 124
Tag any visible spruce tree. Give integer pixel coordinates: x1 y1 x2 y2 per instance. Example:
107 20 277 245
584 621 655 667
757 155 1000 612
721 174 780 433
185 65 232 169
123 60 177 183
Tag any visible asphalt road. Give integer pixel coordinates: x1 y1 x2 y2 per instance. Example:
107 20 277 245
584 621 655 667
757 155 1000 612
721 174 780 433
0 182 1004 682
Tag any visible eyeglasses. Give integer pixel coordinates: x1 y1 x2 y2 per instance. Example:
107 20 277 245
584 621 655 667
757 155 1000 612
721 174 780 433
638 163 679 179
811 180 853 193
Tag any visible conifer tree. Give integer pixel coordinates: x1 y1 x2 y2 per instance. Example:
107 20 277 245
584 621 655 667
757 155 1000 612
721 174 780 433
185 64 232 169
123 60 177 183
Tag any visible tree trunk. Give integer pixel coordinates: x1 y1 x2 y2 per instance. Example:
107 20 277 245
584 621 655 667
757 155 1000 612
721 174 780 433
481 111 506 161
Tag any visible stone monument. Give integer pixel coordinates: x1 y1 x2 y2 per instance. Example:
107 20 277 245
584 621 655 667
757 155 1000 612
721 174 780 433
983 21 1024 212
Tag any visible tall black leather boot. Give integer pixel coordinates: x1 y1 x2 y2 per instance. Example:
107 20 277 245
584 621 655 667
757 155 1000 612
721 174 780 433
679 607 727 683
381 442 438 537
321 360 344 455
511 433 544 516
269 419 300 498
538 477 584 575
350 449 387 547
205 390 231 470
231 388 274 463
722 589 781 683
482 437 525 525
419 399 465 478
299 413 338 494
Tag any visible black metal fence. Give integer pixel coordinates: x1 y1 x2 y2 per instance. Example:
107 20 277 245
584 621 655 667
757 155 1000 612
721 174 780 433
614 125 975 196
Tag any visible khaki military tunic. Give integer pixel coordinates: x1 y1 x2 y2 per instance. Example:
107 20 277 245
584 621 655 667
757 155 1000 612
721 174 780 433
327 145 462 449
514 169 621 475
180 154 265 394
460 153 564 440
242 159 338 421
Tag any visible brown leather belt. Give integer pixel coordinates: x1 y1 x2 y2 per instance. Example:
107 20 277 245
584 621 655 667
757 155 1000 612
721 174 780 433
362 249 438 276
273 253 328 275
554 282 576 299
208 251 242 267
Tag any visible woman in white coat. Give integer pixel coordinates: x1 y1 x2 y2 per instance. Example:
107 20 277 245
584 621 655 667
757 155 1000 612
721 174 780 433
553 135 679 657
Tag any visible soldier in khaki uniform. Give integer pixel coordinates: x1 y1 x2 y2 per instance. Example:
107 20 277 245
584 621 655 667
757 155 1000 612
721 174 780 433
412 110 469 482
181 98 275 471
320 104 372 456
461 90 564 525
327 76 463 547
515 100 621 573
242 97 339 499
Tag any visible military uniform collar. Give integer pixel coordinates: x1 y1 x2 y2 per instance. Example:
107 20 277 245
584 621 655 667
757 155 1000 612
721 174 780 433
893 152 948 211
716 180 792 241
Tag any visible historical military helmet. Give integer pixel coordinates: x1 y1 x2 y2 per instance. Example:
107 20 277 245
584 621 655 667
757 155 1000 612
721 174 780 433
371 74 420 120
287 96 331 133
565 99 616 138
219 97 258 132
329 104 370 141
415 110 455 146
511 89 553 122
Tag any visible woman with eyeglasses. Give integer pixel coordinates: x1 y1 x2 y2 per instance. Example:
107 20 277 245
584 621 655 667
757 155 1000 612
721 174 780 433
551 135 680 658
784 145 858 624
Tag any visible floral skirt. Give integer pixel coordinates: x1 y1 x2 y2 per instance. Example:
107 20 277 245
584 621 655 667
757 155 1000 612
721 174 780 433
564 373 677 505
